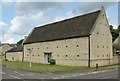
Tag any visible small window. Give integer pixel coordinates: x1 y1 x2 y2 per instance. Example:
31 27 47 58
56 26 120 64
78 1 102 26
103 46 104 48
32 48 33 49
38 48 39 49
57 55 59 57
77 55 79 57
57 46 58 48
97 32 99 34
103 15 104 18
103 34 104 35
38 55 39 56
32 55 34 56
103 55 104 57
107 55 109 57
107 47 108 48
66 55 68 57
97 55 99 57
27 55 29 56
77 45 79 47
66 46 68 48
12 57 14 60
100 23 101 24
97 46 99 48
47 47 48 49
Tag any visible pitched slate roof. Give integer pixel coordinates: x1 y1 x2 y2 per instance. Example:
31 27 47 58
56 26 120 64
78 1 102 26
7 45 23 52
24 10 101 44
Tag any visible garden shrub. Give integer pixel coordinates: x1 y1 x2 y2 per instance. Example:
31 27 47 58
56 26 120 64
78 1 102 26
49 59 56 65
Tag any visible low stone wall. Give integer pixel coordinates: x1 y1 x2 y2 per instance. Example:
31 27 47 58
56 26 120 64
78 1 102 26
90 59 111 67
90 55 120 67
111 55 120 65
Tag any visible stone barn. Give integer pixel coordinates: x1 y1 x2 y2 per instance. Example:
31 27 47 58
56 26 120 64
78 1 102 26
23 7 113 67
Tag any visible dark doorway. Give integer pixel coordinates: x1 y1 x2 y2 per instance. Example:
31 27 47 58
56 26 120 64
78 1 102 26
44 52 52 64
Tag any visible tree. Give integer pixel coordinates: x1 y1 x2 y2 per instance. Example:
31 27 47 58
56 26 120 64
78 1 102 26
118 25 120 31
113 44 120 50
17 39 23 45
109 25 120 42
109 25 113 30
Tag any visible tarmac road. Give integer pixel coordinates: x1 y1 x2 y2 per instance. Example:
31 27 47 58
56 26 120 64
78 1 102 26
1 66 119 80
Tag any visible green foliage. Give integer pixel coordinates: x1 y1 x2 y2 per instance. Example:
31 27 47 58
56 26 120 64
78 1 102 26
118 25 120 31
5 58 8 61
49 59 56 65
113 44 120 50
109 25 120 42
17 39 24 45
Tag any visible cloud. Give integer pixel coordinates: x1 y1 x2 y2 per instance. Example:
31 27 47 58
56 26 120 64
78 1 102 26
6 38 15 43
9 12 44 35
107 16 118 29
0 22 8 28
0 22 15 44
53 10 83 23
8 2 67 35
16 2 66 15
72 2 116 14
2 0 69 2
0 22 8 37
2 0 119 2
70 0 119 2
106 3 118 29
2 33 15 44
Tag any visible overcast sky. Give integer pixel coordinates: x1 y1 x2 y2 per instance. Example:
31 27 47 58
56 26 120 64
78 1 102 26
0 0 119 44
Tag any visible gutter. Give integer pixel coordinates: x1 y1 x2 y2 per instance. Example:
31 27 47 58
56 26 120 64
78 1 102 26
88 35 91 67
22 46 24 62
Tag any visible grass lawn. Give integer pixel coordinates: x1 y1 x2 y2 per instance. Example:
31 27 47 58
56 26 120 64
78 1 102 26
2 60 119 73
2 60 89 73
